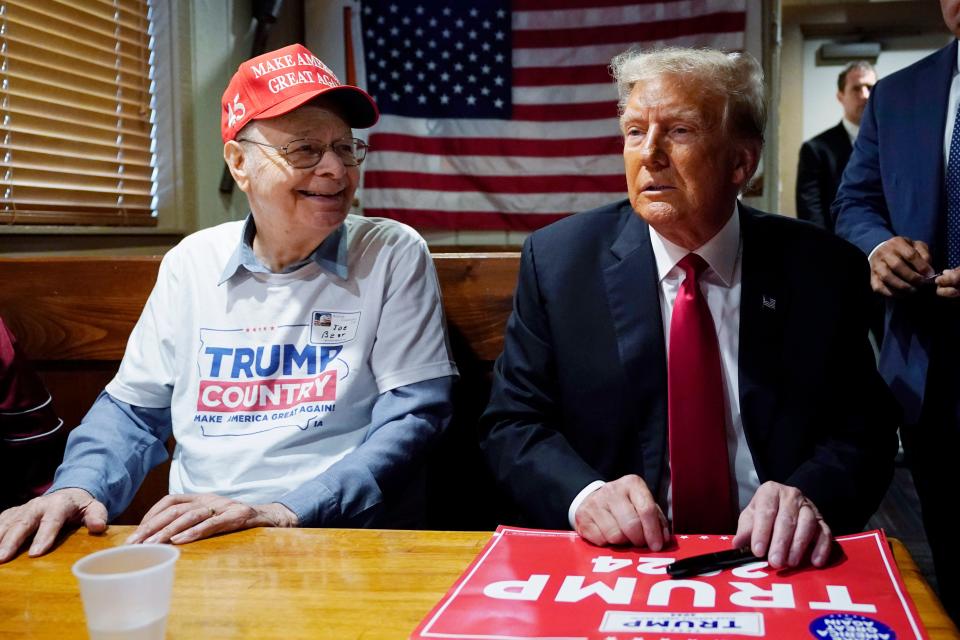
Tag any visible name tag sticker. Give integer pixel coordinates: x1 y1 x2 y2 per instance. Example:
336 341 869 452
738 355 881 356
600 611 765 636
310 310 360 344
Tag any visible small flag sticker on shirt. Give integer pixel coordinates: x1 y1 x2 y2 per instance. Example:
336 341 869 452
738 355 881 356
762 295 776 311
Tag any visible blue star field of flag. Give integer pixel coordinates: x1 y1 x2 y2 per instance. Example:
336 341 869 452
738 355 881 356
360 1 512 119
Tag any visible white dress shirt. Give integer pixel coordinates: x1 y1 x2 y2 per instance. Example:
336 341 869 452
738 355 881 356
944 44 960 172
568 205 760 528
841 117 859 144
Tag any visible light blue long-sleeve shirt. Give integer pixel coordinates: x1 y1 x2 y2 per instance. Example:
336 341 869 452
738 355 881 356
49 376 453 525
48 214 456 525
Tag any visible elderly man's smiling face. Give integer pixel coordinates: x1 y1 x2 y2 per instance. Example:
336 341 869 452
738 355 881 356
621 74 754 249
240 104 360 236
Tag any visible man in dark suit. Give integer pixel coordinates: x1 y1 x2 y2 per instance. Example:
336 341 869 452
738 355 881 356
796 61 876 232
481 47 897 571
833 1 960 620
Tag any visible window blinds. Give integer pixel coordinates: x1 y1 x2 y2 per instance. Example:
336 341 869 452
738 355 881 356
0 0 156 226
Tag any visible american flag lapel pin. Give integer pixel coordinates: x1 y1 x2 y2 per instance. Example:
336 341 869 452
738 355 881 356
761 295 776 311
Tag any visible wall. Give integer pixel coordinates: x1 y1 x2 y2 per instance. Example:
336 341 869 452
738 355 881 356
742 0 779 216
304 0 349 78
801 34 949 142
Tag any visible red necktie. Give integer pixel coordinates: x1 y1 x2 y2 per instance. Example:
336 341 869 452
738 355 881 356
668 253 735 534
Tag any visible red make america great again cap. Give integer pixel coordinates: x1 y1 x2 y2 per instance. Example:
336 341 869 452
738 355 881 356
220 43 379 142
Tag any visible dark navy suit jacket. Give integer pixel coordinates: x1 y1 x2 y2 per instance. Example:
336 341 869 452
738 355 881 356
797 122 852 232
481 200 897 534
834 40 956 424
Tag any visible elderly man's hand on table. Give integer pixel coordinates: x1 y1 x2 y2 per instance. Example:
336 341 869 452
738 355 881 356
0 488 107 563
125 493 299 545
574 474 671 550
732 481 833 570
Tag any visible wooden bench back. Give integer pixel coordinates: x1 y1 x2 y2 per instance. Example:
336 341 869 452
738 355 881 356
0 253 520 528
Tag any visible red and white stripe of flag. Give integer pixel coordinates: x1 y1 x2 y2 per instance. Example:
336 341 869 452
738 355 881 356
359 0 747 230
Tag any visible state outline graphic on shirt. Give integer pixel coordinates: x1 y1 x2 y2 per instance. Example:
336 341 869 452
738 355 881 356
191 313 357 437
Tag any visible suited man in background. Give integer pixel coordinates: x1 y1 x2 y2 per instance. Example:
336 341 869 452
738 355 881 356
834 0 960 621
481 46 897 571
796 61 876 232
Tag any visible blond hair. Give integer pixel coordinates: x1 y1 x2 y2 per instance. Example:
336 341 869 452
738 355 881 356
610 47 766 144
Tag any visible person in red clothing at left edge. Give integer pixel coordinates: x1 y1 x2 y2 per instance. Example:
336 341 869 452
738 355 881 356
0 317 66 512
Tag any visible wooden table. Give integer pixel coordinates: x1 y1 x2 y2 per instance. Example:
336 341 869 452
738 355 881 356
1 526 957 639
892 538 960 639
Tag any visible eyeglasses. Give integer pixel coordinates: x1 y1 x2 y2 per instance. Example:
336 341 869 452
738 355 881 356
235 137 369 168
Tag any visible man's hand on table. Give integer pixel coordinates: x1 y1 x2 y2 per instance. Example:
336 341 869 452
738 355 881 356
125 493 299 545
0 488 107 563
732 481 833 570
574 474 671 550
573 478 832 571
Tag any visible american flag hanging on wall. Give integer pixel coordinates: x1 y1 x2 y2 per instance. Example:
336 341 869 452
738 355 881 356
357 1 747 231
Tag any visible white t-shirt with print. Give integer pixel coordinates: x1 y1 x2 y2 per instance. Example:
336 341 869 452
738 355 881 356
106 215 457 505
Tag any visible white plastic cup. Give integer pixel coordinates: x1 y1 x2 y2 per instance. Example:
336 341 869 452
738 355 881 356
72 544 180 640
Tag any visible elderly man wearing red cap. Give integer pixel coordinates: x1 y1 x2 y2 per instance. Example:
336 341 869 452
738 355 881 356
0 45 458 563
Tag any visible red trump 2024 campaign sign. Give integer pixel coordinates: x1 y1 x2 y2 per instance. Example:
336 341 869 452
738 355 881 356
412 526 927 640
